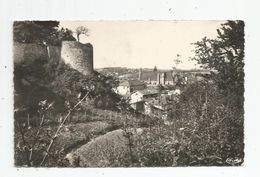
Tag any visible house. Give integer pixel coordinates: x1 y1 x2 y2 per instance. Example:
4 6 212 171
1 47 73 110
167 88 181 96
130 99 165 117
116 79 146 96
130 89 174 119
130 89 159 104
130 89 159 112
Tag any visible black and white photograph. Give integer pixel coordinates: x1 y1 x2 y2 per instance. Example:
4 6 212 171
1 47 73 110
13 20 245 167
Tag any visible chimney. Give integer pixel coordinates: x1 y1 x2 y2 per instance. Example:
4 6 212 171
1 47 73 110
138 68 142 80
161 73 166 85
148 77 151 84
157 72 161 85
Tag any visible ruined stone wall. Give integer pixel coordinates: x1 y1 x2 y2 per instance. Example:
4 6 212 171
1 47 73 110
13 42 48 63
47 46 61 61
13 42 94 75
61 41 93 75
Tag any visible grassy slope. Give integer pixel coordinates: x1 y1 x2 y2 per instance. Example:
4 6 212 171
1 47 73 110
66 129 130 167
14 121 120 166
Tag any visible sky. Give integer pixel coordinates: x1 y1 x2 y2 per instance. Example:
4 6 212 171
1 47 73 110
60 21 225 70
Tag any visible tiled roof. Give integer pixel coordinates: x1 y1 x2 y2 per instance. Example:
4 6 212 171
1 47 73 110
119 79 146 87
137 89 159 96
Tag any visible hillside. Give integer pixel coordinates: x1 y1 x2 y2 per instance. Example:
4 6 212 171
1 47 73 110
13 54 131 167
13 20 244 168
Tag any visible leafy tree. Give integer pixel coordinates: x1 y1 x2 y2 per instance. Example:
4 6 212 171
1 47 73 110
172 73 183 87
185 20 245 165
191 20 244 109
13 21 59 44
13 21 76 46
51 27 76 45
75 26 89 42
174 81 244 165
49 60 121 109
173 54 182 69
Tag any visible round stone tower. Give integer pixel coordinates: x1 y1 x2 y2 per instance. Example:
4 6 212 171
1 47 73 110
61 41 93 75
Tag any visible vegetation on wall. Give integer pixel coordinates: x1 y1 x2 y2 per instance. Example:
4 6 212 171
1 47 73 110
13 21 76 46
14 55 122 114
75 26 89 42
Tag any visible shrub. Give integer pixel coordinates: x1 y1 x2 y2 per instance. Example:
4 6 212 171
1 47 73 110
173 80 244 166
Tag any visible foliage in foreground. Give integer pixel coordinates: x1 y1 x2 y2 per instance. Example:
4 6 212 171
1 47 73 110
191 20 244 110
62 81 243 167
126 80 243 167
14 79 244 167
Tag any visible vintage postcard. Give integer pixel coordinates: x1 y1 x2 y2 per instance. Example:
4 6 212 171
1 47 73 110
13 20 244 167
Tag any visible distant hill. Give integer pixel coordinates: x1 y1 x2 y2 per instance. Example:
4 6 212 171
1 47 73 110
97 67 212 81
